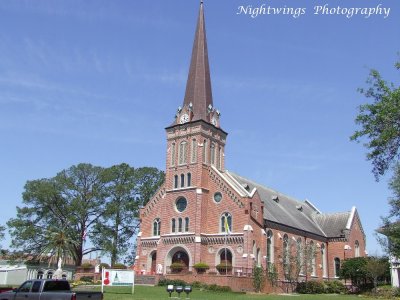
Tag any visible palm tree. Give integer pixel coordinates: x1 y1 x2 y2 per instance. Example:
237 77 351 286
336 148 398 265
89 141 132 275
36 226 79 278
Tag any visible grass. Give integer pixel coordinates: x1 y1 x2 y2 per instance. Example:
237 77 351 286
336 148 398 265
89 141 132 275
75 285 375 300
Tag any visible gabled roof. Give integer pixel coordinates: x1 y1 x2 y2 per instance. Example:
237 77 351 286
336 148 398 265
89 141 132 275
183 1 213 122
313 211 351 238
226 171 355 239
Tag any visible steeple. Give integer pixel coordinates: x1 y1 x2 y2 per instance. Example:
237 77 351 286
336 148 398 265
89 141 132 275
182 1 213 122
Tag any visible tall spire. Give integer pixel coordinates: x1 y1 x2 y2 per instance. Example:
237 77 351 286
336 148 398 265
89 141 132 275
183 1 213 122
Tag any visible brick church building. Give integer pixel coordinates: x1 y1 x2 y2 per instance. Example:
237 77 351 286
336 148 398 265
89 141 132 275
135 2 366 285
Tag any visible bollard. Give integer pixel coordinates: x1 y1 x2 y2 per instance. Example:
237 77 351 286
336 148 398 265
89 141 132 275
184 285 192 299
175 286 183 299
166 285 174 298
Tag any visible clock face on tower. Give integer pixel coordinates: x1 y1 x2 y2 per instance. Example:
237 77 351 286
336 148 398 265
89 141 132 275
180 113 189 124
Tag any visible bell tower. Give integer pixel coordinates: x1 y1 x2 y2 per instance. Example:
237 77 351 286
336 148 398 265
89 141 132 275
165 1 227 193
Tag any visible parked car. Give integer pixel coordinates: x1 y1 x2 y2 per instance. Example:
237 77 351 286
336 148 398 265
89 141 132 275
0 279 103 300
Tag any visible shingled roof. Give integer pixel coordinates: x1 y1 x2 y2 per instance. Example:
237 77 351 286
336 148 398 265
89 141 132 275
226 171 354 239
313 211 353 238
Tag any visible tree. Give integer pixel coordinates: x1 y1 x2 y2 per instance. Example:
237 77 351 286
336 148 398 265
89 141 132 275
7 163 164 267
340 257 368 288
281 240 316 292
37 226 80 278
266 263 278 287
379 163 400 257
7 163 108 266
90 163 139 266
252 264 265 293
0 225 4 241
365 257 390 293
134 167 165 206
350 59 400 180
351 58 400 258
0 225 5 253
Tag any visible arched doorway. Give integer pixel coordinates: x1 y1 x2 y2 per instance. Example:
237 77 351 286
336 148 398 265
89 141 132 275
217 248 233 275
165 246 192 273
150 252 157 274
220 249 232 264
172 251 189 267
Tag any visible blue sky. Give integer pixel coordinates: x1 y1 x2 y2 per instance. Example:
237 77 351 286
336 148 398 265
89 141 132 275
0 0 399 257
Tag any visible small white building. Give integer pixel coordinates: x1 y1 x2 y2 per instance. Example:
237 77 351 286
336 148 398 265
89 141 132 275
0 265 27 285
0 260 75 285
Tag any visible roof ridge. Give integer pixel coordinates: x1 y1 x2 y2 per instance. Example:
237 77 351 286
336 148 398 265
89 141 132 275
318 211 351 217
228 171 312 206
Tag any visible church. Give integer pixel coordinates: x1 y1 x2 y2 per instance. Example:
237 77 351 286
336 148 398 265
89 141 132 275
135 2 366 287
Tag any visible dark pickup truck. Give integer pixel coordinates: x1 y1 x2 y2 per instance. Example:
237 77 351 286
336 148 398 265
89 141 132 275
0 279 103 300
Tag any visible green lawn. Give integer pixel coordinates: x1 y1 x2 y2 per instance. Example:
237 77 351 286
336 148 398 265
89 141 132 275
79 285 376 300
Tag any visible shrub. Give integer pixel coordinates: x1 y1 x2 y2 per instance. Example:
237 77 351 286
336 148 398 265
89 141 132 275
81 262 93 269
363 285 397 298
112 263 127 269
170 262 185 272
193 262 209 271
252 266 265 292
158 279 187 287
392 286 400 297
99 263 110 271
296 281 325 294
191 281 203 288
325 280 346 294
79 276 94 283
214 285 231 292
205 284 231 292
216 261 232 272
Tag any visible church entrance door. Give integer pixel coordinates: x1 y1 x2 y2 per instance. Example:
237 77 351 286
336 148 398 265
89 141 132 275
172 250 189 269
150 252 157 274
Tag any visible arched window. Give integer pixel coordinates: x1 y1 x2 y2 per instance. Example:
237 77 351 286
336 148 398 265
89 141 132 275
171 218 176 233
310 241 316 276
257 248 261 267
321 243 327 278
187 173 191 187
355 240 360 257
178 218 183 232
153 218 161 236
174 175 178 189
171 143 176 167
180 174 185 188
37 271 44 279
191 139 197 163
334 257 341 277
283 234 289 275
203 140 208 163
185 217 189 232
220 212 232 233
217 147 222 169
47 271 54 279
210 143 216 165
178 141 187 165
266 230 274 271
297 238 304 275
